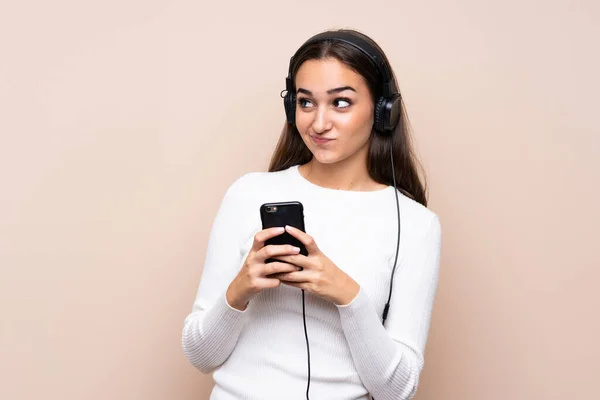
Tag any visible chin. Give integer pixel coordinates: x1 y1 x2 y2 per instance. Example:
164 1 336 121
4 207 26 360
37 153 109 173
310 150 345 165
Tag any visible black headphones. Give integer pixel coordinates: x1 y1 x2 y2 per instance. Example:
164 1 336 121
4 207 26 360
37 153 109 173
282 30 402 134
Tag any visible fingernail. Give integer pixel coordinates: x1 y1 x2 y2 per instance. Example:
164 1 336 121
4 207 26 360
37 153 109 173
292 246 300 253
277 227 285 232
285 225 292 230
296 266 302 271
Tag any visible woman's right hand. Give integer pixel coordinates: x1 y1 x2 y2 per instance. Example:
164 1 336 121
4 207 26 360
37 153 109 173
226 227 302 311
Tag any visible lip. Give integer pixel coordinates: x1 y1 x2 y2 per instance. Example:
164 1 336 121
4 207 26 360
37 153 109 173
310 135 335 145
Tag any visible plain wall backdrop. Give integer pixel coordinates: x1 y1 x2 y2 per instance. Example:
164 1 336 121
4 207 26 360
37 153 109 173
1 1 599 399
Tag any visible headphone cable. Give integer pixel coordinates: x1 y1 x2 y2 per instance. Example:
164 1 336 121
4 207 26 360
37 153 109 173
371 133 401 400
302 289 311 399
383 134 401 324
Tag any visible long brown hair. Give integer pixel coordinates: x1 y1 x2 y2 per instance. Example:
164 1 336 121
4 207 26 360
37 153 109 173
268 28 428 207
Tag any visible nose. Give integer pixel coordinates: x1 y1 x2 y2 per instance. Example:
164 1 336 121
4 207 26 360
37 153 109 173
311 105 333 134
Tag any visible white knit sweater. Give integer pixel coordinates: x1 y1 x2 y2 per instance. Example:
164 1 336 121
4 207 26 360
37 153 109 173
182 164 442 400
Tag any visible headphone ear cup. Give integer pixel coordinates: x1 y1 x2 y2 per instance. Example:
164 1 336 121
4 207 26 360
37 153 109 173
373 97 387 134
374 95 401 134
386 95 401 132
284 91 296 125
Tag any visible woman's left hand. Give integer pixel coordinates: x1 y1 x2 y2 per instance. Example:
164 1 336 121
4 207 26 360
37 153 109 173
271 225 360 306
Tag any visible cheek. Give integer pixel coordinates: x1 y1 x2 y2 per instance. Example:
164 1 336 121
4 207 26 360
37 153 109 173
295 112 310 133
335 112 357 127
340 109 374 139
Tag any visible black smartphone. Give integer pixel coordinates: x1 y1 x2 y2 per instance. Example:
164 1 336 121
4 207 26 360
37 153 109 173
260 201 308 263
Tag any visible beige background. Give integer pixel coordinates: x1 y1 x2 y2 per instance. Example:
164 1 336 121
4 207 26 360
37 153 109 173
1 1 599 399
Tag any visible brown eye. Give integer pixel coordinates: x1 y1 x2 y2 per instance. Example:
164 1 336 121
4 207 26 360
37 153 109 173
297 98 313 108
335 98 352 108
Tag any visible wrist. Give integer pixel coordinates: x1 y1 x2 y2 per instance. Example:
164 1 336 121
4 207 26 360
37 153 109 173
226 281 249 311
334 276 360 306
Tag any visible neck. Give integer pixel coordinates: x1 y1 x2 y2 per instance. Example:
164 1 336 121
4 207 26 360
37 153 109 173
300 151 383 192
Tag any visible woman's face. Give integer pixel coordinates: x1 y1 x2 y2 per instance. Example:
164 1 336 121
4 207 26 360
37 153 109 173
294 58 375 165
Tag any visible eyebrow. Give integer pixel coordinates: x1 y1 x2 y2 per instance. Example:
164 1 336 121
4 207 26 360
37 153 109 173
296 86 357 95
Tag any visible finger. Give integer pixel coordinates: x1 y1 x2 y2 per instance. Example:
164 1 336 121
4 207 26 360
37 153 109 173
280 280 310 291
270 254 310 269
259 277 282 289
261 261 302 277
256 244 301 263
285 225 320 254
270 270 313 282
246 276 282 293
251 227 285 252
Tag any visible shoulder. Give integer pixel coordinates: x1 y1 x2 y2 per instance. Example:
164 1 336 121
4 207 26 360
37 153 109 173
216 168 296 238
395 189 442 240
223 167 294 199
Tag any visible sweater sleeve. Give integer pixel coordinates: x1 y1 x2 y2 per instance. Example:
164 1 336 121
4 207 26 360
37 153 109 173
336 215 442 400
181 175 250 374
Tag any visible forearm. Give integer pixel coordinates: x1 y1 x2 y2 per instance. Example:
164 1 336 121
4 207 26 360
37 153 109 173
182 290 246 373
336 288 424 400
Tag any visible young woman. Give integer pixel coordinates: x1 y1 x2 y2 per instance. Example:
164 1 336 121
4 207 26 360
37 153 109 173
182 29 442 400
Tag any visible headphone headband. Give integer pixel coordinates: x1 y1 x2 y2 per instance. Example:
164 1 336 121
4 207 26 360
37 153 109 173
286 31 399 98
